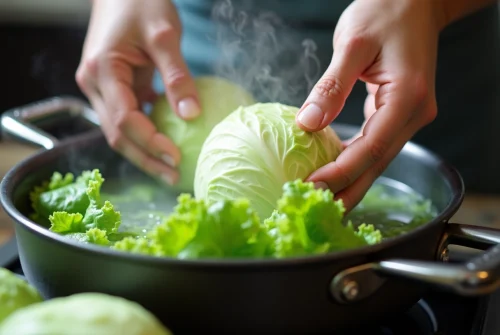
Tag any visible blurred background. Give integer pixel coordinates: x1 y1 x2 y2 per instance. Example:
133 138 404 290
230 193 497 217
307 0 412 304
0 0 90 112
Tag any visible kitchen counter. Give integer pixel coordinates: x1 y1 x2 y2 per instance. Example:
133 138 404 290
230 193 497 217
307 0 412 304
2 139 500 244
0 140 38 244
0 0 90 27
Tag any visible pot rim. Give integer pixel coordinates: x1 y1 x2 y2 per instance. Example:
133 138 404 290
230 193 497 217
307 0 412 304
0 127 465 269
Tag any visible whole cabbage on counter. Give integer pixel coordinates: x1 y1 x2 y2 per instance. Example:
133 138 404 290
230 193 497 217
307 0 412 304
194 102 344 219
0 268 42 323
0 293 172 335
150 76 256 193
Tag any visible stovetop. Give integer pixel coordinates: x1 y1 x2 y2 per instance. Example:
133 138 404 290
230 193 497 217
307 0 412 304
1 237 499 335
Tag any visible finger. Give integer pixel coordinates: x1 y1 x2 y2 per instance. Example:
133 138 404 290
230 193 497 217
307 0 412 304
307 79 422 193
89 93 179 185
145 26 201 120
333 117 424 212
99 62 181 167
296 34 378 132
120 135 180 185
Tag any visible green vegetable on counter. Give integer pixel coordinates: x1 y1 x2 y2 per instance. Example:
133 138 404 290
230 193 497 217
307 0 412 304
0 292 172 335
0 268 43 323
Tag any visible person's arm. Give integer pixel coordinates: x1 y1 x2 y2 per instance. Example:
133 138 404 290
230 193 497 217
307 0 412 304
438 0 498 30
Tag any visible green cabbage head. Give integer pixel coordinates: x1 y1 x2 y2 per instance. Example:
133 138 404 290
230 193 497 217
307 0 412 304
194 102 344 220
0 293 171 335
0 268 43 323
150 76 256 193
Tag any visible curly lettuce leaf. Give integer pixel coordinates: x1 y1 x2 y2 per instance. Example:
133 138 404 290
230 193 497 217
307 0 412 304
264 179 381 258
351 222 383 245
145 194 201 257
63 228 110 246
178 197 269 259
86 228 110 246
123 193 270 259
48 172 75 190
81 180 121 234
29 172 74 216
31 169 121 248
30 169 104 225
48 212 84 234
112 237 161 256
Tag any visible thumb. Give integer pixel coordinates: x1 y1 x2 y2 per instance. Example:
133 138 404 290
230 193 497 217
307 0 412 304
147 32 201 121
296 36 376 131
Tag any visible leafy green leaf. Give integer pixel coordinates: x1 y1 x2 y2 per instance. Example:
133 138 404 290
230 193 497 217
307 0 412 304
30 169 104 226
264 179 379 257
81 180 121 234
86 228 110 246
112 237 161 256
48 212 84 234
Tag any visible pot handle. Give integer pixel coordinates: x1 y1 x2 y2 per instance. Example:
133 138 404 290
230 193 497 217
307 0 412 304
330 223 500 303
0 96 100 149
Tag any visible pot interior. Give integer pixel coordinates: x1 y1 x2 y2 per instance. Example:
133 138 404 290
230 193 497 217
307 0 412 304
3 124 463 244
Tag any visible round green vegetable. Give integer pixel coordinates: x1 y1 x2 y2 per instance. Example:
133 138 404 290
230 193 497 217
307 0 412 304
150 76 256 193
0 268 43 323
194 102 344 219
0 293 171 335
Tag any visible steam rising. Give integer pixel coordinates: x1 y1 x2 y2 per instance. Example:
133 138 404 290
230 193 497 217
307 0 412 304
211 0 321 106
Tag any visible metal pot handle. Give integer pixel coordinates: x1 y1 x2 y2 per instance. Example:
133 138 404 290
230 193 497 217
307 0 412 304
330 223 500 303
0 96 100 149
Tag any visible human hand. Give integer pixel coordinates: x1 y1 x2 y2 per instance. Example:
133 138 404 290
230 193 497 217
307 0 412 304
76 0 200 185
296 0 443 211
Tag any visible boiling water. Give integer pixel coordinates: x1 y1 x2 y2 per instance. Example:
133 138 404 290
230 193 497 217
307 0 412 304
101 176 436 239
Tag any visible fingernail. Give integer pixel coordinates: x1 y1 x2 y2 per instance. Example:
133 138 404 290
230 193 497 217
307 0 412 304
298 103 323 130
160 173 175 186
162 154 176 167
314 181 329 190
178 97 200 119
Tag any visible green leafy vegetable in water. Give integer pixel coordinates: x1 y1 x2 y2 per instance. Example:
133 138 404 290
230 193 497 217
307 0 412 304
112 179 380 258
30 169 384 258
263 180 380 258
30 170 104 225
30 169 121 245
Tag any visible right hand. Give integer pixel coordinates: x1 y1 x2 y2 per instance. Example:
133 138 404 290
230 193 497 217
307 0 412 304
76 0 200 186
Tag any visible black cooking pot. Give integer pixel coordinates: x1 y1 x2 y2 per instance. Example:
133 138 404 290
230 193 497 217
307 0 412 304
1 97 500 334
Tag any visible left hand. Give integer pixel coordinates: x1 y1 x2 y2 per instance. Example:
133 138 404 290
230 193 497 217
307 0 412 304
296 0 443 212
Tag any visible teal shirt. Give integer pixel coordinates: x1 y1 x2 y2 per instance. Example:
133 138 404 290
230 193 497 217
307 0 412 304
155 1 500 194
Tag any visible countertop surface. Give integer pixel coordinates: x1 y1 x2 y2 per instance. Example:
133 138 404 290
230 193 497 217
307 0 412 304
2 138 500 245
0 0 90 26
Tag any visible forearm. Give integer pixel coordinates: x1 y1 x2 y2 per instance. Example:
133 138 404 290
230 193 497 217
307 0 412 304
437 0 498 30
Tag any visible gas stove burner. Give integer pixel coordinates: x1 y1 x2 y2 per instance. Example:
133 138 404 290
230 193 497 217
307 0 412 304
347 299 438 335
380 300 437 335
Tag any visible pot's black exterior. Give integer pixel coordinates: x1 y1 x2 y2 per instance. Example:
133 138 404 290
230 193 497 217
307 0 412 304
1 126 464 334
